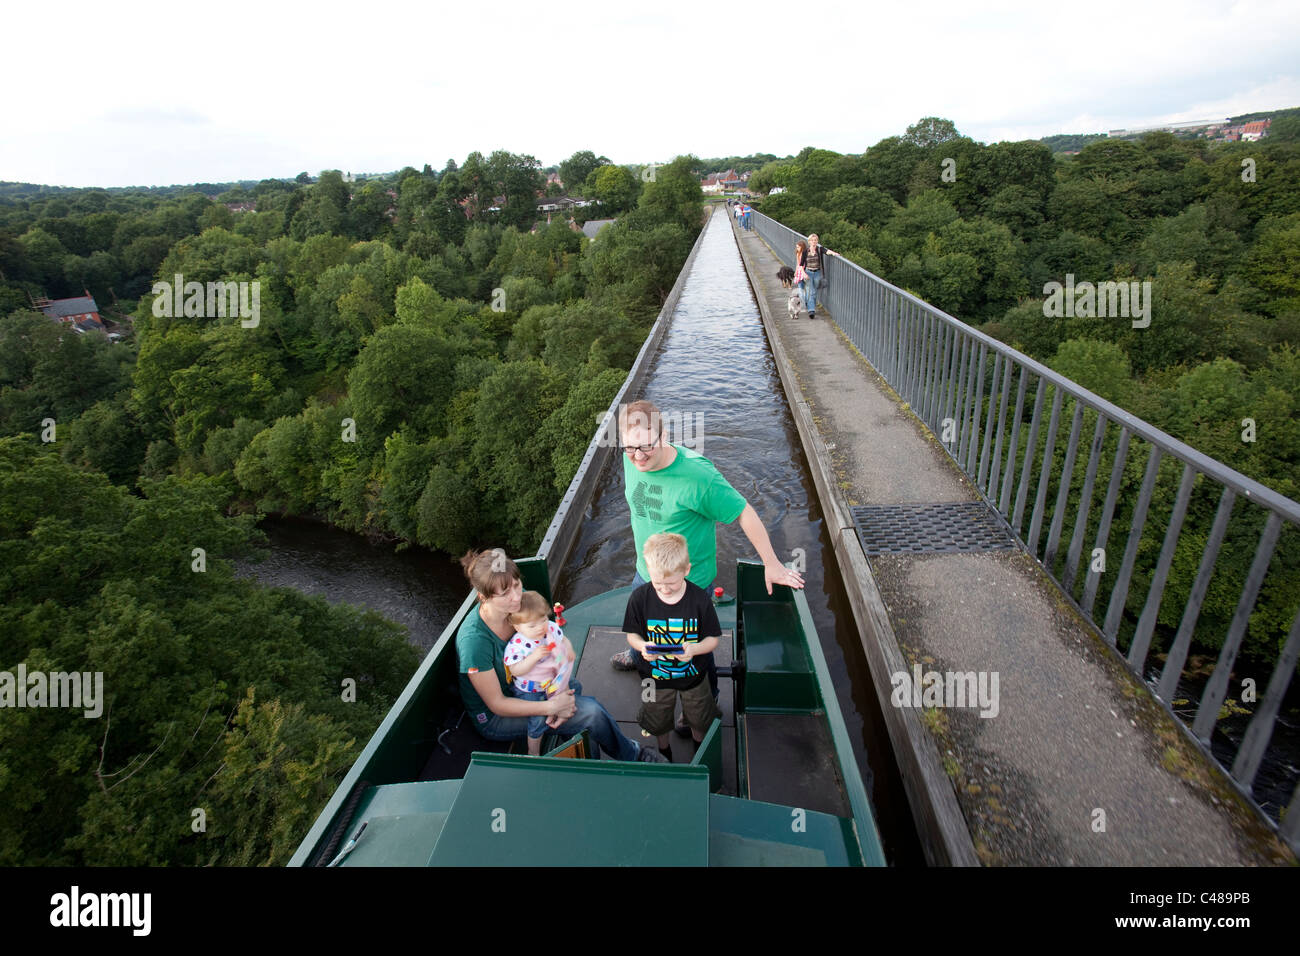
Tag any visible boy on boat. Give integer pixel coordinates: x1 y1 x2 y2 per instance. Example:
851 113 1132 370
503 590 575 756
623 533 722 761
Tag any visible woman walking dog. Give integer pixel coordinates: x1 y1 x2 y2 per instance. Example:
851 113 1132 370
795 233 838 318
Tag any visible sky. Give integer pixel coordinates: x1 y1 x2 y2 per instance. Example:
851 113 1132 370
4 0 1299 188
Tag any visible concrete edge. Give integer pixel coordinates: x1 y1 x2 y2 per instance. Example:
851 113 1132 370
727 211 982 867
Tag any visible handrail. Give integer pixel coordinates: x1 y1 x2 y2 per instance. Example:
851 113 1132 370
752 213 1300 521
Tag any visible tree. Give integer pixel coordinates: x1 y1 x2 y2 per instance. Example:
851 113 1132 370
903 117 963 149
348 183 394 241
1048 338 1133 406
984 185 1046 239
0 311 133 436
1124 260 1233 373
208 690 359 867
636 155 705 232
559 151 610 195
1269 113 1300 143
1244 213 1300 315
17 227 70 290
823 185 899 229
346 323 461 450
60 396 148 486
377 428 436 540
790 149 844 206
158 325 283 454
470 359 567 550
590 165 638 215
489 151 544 229
538 367 626 491
582 219 693 308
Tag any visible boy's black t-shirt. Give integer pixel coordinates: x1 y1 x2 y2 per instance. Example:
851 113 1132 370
622 581 722 690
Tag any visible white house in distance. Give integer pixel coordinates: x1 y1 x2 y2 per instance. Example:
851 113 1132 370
536 196 595 214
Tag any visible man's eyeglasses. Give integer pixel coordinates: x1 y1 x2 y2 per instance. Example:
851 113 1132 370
621 437 661 457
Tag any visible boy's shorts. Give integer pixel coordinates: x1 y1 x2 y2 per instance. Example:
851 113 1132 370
638 677 720 737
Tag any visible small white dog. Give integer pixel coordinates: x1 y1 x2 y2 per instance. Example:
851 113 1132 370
777 266 802 319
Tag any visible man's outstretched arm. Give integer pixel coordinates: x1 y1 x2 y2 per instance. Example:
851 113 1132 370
736 503 805 594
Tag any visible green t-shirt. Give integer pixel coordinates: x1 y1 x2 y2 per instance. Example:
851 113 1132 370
456 606 512 716
623 444 748 589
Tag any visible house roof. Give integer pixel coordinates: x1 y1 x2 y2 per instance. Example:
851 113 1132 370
41 295 100 319
582 219 616 239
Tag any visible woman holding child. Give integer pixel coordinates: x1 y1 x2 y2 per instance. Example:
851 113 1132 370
456 547 668 763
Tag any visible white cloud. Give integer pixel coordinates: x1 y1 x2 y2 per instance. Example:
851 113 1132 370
1 0 1296 185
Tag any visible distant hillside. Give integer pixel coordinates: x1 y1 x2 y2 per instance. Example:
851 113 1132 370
697 153 784 175
1039 133 1108 154
0 179 266 199
1228 105 1300 125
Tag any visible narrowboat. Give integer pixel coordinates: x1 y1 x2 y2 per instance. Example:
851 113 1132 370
289 558 886 866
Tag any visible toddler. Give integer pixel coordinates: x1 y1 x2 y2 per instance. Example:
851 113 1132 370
504 590 574 756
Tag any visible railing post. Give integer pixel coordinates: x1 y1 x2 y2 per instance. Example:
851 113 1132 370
1044 402 1085 569
1102 444 1163 645
998 366 1029 516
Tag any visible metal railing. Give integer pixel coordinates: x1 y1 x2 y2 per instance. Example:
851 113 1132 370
752 208 1300 847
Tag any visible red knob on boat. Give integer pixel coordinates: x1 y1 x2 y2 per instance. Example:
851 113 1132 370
714 587 723 598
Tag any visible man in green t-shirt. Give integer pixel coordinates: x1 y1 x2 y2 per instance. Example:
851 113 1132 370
610 399 805 690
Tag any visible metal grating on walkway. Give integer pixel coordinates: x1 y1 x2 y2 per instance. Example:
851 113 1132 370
850 502 1018 556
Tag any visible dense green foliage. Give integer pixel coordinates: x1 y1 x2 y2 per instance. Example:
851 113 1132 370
1 152 703 556
1039 133 1110 155
0 439 420 865
0 150 703 865
697 153 783 175
754 120 1300 660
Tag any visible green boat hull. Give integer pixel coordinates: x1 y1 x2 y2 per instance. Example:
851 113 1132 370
289 558 886 866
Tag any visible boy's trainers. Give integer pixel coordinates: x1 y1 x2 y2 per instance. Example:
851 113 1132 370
610 649 638 670
637 743 669 763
